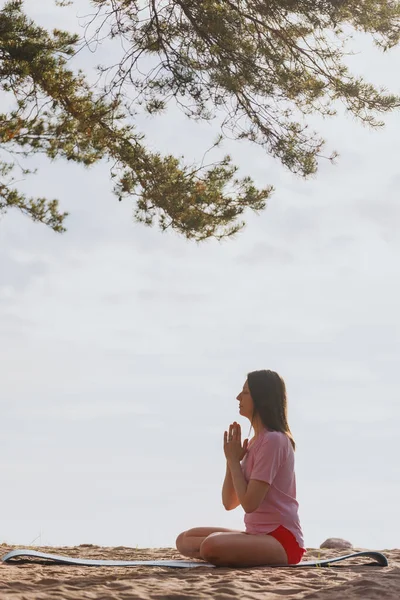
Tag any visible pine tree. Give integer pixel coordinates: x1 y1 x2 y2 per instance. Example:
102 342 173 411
1 0 400 241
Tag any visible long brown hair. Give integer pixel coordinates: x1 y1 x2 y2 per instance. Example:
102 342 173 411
247 369 296 451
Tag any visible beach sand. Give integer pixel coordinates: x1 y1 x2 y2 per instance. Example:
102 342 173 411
1 543 399 599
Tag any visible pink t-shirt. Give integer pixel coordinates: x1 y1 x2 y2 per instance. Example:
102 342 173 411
241 428 304 549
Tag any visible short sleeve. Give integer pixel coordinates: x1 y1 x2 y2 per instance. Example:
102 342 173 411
250 433 288 484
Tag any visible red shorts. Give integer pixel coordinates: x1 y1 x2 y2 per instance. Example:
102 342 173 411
268 525 306 565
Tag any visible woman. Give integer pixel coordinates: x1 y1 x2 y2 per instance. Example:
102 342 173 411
176 369 306 567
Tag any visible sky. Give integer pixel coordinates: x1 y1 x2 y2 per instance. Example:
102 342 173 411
1 0 399 552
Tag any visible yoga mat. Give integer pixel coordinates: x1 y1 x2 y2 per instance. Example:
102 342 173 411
1 549 388 567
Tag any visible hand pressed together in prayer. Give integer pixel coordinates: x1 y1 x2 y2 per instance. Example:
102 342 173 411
224 421 249 463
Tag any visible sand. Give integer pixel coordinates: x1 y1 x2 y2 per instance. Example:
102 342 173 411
1 544 399 599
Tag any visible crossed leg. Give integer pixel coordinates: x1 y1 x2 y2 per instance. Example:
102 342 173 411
176 527 241 559
176 526 289 567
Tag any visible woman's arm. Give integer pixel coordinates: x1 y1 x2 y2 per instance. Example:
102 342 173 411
222 461 240 510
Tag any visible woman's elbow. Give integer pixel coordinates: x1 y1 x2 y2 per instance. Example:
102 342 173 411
223 499 240 511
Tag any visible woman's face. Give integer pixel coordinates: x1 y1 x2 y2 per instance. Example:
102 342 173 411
236 380 253 419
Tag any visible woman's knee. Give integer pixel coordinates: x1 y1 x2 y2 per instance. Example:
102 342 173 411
175 530 187 551
175 527 208 549
199 532 219 559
